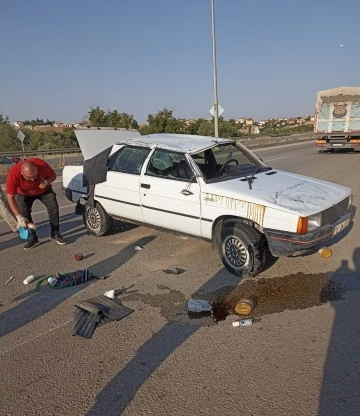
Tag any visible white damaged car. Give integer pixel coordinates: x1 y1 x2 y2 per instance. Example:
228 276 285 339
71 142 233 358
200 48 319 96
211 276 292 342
62 128 356 277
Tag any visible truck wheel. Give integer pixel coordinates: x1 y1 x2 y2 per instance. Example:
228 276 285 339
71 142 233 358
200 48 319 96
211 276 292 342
219 221 266 277
83 201 113 236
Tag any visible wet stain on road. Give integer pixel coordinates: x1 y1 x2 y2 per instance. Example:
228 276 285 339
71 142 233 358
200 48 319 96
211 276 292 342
122 273 347 326
200 272 345 321
122 285 186 319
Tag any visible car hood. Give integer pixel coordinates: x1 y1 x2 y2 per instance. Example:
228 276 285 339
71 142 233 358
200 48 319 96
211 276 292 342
202 169 351 216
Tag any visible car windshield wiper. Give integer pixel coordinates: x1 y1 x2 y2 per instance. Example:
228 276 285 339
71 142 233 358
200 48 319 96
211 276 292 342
244 167 272 190
252 166 272 175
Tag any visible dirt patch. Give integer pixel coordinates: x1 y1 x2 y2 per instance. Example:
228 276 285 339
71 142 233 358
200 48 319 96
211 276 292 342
122 285 186 319
198 272 345 321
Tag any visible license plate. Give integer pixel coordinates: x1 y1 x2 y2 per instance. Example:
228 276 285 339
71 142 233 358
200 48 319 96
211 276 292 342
332 144 344 147
332 218 350 237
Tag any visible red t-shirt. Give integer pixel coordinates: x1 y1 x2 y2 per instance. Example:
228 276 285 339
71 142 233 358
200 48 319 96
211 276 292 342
6 157 56 196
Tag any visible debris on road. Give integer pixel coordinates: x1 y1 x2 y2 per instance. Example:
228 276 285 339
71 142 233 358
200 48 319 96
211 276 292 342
74 253 84 261
134 246 143 251
35 270 97 291
104 289 115 299
211 299 231 322
5 276 14 285
232 318 254 327
164 268 186 275
234 298 256 315
23 275 35 285
319 247 332 258
73 295 134 339
187 298 212 313
200 272 345 320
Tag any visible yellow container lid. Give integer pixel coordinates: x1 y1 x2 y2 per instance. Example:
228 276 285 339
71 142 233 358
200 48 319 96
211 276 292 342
235 299 254 315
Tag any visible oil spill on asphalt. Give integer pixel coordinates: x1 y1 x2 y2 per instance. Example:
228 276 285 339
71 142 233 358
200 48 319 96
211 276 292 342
122 273 347 327
201 272 345 322
122 285 186 319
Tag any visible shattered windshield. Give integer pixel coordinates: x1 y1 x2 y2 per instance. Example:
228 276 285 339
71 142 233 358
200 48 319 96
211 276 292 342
191 142 267 182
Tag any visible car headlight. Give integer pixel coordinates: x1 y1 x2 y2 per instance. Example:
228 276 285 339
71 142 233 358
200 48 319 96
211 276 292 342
348 193 353 209
297 213 322 234
308 213 322 231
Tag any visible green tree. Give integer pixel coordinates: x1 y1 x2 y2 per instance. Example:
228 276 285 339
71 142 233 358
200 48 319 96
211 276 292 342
25 129 78 150
0 112 10 124
186 118 207 135
140 108 186 135
88 106 138 129
0 123 21 152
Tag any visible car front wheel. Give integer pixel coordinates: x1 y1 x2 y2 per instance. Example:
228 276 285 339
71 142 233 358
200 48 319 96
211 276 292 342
219 221 266 277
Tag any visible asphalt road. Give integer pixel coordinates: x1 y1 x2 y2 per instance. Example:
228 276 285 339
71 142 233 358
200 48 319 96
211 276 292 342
1 141 360 416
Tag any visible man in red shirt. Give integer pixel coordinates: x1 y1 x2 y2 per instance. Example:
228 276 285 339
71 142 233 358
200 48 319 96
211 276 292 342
6 158 67 249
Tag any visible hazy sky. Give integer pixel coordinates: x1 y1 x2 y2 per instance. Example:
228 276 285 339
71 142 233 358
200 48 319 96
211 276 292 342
0 0 358 124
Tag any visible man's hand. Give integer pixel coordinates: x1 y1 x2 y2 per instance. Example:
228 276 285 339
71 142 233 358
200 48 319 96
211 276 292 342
16 215 28 229
39 179 48 189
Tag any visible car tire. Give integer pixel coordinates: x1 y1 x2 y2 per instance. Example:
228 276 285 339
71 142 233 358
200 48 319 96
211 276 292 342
219 221 266 277
83 201 113 236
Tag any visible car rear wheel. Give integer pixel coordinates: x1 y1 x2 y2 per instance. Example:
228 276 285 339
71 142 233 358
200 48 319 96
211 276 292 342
83 201 113 236
219 221 266 277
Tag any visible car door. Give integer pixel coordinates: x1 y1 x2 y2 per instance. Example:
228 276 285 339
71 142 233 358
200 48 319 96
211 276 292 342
140 149 202 236
94 145 151 221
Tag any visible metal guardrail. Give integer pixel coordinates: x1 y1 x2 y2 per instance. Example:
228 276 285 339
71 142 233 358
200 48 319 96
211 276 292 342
0 148 81 157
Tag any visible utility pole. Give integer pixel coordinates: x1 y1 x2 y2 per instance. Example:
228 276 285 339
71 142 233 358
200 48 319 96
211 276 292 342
211 0 219 137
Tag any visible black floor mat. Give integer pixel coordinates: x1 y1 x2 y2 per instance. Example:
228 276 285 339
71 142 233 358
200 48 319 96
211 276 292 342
73 295 134 339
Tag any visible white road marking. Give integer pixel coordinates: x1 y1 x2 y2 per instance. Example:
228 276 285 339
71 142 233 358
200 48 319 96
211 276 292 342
254 140 313 153
264 156 287 162
0 203 74 224
0 319 72 356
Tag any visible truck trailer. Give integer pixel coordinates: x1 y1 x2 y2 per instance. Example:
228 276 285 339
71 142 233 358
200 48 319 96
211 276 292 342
315 86 360 152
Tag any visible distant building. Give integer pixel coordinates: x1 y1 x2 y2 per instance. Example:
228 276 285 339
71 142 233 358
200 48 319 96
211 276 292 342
73 121 91 128
245 118 254 126
235 117 246 124
14 121 23 128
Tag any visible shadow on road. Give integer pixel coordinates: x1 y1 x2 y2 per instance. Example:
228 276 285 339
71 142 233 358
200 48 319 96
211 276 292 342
0 236 156 339
0 213 80 250
318 247 360 415
86 241 249 415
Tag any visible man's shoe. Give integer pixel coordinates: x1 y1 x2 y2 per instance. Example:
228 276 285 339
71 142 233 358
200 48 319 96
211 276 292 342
51 232 67 245
24 236 40 250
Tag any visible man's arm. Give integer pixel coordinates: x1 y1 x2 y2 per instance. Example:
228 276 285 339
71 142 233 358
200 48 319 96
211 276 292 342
7 194 32 228
47 174 57 185
41 162 57 187
7 194 21 217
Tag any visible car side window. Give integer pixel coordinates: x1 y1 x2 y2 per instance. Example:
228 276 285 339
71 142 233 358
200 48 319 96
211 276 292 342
146 150 193 181
108 146 151 175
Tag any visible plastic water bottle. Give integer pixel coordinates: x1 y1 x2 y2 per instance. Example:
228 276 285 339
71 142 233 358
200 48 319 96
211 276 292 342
187 298 212 313
232 318 254 327
23 275 34 285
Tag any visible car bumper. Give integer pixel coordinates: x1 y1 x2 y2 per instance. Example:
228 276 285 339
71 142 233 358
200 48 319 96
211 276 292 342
264 205 356 257
316 143 359 149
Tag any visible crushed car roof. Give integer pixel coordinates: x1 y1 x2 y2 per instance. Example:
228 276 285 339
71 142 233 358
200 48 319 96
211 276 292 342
117 133 235 154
